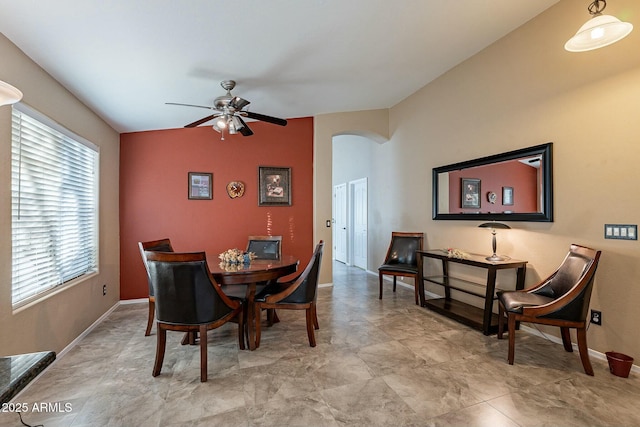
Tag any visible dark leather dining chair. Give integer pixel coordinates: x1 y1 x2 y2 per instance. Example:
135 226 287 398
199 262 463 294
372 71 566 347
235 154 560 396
247 235 282 260
497 244 601 375
254 241 324 347
138 238 174 336
145 251 244 382
378 232 424 305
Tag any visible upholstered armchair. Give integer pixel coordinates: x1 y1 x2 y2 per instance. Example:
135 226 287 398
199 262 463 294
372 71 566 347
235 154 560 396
497 244 601 375
378 232 424 305
145 251 244 382
254 241 324 347
247 235 282 260
138 238 174 336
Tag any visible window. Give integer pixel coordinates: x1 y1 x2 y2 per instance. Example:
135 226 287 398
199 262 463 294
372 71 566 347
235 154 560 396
11 105 99 307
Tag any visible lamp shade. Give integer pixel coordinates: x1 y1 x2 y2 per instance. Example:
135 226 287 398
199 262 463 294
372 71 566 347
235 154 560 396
565 14 633 52
478 222 511 230
0 80 23 106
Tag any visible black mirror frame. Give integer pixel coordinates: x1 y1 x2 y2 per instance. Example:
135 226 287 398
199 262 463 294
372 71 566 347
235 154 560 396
432 142 553 222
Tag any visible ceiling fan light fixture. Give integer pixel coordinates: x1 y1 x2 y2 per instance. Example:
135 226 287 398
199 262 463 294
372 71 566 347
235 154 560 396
212 115 228 132
565 1 633 52
230 116 244 132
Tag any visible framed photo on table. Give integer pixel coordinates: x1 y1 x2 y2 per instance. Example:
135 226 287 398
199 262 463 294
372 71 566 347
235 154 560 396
258 166 291 206
461 178 480 209
188 172 212 200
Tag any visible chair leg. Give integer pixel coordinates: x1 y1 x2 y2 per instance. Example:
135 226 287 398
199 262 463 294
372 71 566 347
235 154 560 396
507 314 516 365
497 304 505 339
576 327 594 376
267 308 279 327
237 308 245 351
255 304 262 348
145 298 155 336
379 273 384 299
152 324 166 377
561 327 573 352
393 276 397 292
199 325 207 382
312 304 319 330
413 276 419 305
306 308 317 347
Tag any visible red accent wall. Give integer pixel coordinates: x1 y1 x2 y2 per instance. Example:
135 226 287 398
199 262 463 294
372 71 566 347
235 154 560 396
119 117 314 300
448 161 537 213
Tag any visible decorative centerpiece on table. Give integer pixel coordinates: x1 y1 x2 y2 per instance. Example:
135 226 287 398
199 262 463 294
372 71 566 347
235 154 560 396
218 248 256 271
447 248 470 260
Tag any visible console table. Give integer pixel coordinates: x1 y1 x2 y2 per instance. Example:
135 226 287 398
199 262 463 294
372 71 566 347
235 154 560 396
416 250 527 335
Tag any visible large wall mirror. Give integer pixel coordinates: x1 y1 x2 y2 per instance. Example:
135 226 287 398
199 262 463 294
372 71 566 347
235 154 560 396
433 143 553 222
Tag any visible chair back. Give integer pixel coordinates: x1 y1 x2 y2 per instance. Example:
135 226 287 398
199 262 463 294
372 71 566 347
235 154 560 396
145 251 237 325
383 232 424 267
138 239 174 297
247 235 282 260
535 244 601 321
280 241 324 304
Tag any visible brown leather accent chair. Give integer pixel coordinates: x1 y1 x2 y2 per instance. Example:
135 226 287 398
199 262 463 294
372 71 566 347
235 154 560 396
246 235 282 260
138 238 174 336
497 244 602 375
378 232 424 305
254 241 324 348
145 251 244 382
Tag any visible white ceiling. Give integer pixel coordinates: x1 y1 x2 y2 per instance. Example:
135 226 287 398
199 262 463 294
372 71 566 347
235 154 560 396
0 0 559 133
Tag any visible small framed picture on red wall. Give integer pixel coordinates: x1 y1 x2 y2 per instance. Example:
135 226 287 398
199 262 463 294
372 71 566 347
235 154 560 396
188 172 213 200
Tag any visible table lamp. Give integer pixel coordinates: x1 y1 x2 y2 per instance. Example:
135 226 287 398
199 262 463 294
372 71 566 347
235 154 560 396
478 222 511 261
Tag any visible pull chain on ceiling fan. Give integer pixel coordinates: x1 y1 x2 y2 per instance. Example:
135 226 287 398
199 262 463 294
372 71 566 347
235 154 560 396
166 80 287 140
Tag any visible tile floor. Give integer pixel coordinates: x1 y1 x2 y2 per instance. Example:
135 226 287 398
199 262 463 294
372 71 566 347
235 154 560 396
2 262 639 427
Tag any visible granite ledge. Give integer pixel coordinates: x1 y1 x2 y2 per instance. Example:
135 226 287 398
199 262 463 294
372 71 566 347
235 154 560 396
0 351 56 404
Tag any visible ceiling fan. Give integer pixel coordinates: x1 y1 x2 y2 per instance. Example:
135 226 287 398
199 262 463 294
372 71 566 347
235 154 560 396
166 80 287 140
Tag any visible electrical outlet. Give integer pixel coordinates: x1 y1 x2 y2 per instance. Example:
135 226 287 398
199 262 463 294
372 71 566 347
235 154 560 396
590 309 602 325
102 284 107 296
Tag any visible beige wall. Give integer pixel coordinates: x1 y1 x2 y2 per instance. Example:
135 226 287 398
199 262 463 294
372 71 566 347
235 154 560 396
0 34 120 356
316 0 640 360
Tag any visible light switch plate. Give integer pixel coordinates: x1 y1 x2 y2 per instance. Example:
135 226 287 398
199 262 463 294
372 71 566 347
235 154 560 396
605 224 638 240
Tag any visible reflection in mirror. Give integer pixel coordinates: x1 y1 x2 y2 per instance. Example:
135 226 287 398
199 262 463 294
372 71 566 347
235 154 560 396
432 143 553 222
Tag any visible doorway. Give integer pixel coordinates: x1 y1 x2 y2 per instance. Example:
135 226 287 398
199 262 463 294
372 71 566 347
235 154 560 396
350 178 367 269
333 183 347 264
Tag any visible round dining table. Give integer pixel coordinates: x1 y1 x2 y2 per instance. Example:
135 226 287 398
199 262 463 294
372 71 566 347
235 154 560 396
209 255 299 350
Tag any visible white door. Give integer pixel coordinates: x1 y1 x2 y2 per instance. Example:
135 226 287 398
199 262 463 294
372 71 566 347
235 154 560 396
350 178 368 269
333 183 348 263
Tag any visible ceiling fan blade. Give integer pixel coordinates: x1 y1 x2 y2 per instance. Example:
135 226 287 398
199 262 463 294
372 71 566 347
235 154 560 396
245 111 288 126
237 117 254 136
229 96 250 110
185 114 216 128
166 102 214 110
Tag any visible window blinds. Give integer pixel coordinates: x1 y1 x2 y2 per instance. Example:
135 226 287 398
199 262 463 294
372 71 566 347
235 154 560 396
11 105 99 306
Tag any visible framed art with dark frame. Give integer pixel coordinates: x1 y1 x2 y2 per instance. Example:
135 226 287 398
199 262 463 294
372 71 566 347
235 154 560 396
461 178 481 209
502 186 514 206
188 172 213 200
258 166 291 206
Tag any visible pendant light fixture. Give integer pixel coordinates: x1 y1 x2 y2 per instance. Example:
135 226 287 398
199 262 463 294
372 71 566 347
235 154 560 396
0 80 23 106
565 0 633 52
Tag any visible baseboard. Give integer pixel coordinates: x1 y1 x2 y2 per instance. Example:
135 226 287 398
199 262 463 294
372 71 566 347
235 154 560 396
120 297 148 305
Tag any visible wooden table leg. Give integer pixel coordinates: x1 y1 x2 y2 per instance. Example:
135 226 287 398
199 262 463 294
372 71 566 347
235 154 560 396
245 283 257 350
